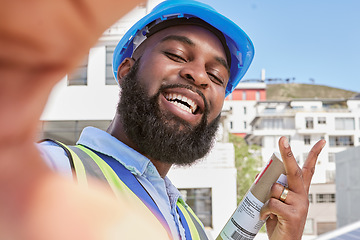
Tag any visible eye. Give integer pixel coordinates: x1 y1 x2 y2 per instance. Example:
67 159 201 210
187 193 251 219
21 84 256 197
208 72 225 86
164 51 187 63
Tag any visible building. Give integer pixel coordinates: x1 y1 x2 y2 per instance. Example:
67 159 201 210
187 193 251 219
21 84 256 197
223 80 267 137
39 1 237 239
245 97 360 235
335 146 360 228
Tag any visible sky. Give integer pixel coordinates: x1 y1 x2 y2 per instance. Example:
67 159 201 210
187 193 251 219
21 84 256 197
198 0 360 92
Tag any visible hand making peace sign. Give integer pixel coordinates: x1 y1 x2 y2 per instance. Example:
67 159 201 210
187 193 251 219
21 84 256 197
261 136 326 240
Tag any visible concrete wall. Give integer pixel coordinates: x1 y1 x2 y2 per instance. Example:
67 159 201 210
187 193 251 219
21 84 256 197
336 146 360 227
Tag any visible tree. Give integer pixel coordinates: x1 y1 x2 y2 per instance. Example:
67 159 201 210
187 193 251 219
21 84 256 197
229 134 262 204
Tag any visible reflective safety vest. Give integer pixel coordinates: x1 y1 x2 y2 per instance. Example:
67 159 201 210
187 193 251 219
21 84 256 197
45 139 209 240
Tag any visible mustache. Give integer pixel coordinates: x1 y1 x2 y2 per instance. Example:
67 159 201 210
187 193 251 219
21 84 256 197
158 83 210 116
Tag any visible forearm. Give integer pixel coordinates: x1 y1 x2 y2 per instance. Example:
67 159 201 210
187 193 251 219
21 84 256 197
0 1 144 238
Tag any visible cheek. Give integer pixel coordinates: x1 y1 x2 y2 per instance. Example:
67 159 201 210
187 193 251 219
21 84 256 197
208 89 225 121
136 63 164 97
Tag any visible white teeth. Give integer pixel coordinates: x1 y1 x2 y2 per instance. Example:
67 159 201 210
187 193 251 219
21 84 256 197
164 93 198 114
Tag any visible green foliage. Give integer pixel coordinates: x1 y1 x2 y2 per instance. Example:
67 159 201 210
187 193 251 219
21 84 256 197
229 134 262 204
229 134 266 233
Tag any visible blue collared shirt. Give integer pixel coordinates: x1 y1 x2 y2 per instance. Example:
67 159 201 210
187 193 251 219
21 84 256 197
39 126 186 240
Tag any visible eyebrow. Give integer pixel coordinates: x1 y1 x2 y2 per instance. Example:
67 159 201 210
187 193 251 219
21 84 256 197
161 35 195 46
160 35 230 74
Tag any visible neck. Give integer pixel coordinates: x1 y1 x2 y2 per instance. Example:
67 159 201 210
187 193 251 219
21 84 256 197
107 114 172 178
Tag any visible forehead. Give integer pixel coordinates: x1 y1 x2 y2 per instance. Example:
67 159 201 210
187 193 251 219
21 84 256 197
134 25 228 62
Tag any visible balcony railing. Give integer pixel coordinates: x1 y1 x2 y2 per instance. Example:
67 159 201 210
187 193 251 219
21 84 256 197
257 107 350 116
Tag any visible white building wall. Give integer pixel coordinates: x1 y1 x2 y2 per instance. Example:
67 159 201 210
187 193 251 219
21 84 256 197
249 99 360 184
307 183 337 235
42 46 119 121
168 142 237 239
223 100 257 135
247 99 360 235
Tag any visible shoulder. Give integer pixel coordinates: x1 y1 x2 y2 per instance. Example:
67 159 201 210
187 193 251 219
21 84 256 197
37 140 73 178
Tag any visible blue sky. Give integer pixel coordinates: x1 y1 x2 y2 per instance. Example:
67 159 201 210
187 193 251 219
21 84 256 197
198 0 360 92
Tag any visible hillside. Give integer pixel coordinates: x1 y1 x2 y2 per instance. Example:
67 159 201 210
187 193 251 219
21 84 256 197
266 83 358 101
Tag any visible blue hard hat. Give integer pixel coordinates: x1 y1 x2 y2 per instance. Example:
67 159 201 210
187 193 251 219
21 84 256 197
113 0 254 97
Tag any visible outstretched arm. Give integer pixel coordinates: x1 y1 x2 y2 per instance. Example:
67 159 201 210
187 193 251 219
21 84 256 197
260 136 326 240
0 1 169 239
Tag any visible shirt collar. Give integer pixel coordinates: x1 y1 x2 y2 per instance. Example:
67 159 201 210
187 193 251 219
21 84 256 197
76 127 185 204
76 126 152 176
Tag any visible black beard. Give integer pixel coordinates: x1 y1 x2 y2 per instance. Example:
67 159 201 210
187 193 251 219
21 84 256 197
117 60 220 166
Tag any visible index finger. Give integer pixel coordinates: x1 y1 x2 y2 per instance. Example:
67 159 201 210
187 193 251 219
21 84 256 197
302 139 326 192
278 136 305 193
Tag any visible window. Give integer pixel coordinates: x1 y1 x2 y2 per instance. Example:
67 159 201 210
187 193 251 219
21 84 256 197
328 153 335 163
105 45 117 85
304 135 311 145
242 91 247 100
318 117 326 124
179 188 212 228
335 117 355 130
68 55 88 86
256 91 260 101
305 117 314 129
329 136 354 147
243 107 247 115
316 193 335 203
261 118 283 129
244 121 247 129
230 121 233 129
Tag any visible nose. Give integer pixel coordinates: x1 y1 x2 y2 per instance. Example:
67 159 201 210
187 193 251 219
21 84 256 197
179 62 209 89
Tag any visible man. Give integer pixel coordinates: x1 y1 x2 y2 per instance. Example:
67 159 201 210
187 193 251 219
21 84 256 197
39 0 325 240
39 1 326 239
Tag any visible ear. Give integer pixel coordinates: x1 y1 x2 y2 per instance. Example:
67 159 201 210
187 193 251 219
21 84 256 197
117 57 135 84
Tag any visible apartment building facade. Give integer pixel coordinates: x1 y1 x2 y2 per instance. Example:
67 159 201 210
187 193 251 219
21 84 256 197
223 80 267 137
245 97 360 235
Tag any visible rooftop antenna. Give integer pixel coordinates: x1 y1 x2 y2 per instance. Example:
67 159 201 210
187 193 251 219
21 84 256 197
261 69 265 81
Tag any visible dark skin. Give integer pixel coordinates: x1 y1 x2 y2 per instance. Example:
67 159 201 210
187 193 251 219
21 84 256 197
0 0 170 239
108 25 326 239
108 25 230 177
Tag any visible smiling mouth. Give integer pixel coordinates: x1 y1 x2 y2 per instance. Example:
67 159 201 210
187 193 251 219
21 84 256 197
164 93 199 114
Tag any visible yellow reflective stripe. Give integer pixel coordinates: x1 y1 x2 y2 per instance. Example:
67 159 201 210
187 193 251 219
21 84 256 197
56 141 88 187
58 145 170 239
177 198 204 228
76 145 137 201
177 202 201 240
